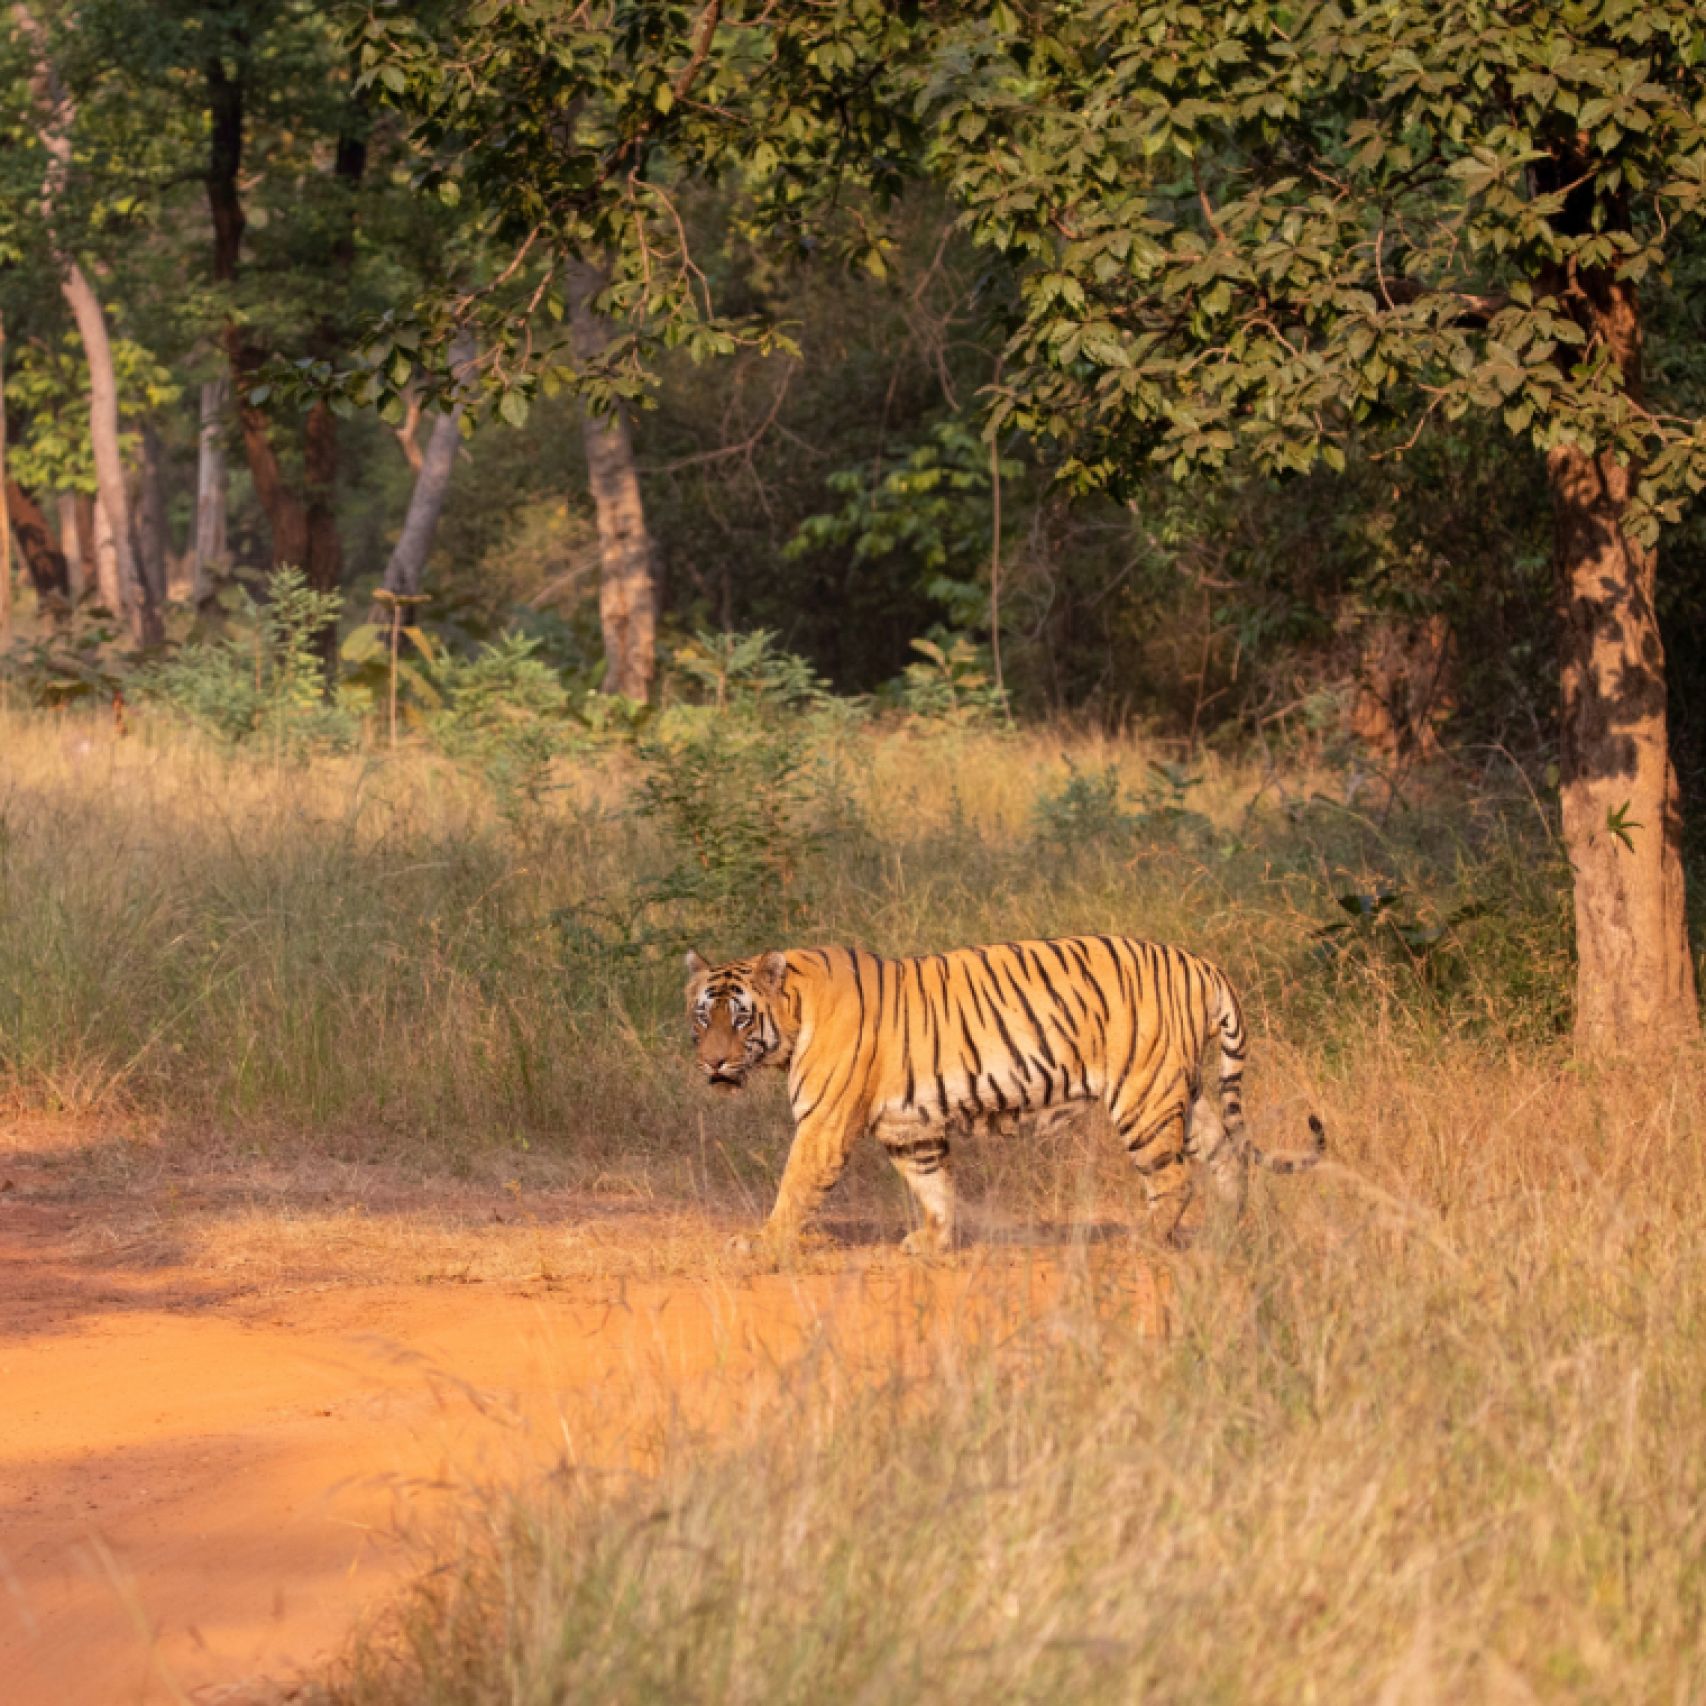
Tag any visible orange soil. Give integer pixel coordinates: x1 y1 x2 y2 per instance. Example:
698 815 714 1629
0 1136 1166 1706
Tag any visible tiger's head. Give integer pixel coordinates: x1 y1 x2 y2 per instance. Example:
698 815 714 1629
684 948 793 1091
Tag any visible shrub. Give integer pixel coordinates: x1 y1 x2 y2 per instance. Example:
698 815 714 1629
140 566 356 752
429 635 575 828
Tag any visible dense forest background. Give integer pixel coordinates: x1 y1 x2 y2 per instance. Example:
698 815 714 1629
4 3 1702 745
3 2 1706 1053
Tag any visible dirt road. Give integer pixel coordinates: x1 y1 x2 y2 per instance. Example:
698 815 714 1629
0 1132 1165 1705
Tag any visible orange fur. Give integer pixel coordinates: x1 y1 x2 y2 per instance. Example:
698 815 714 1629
686 937 1323 1253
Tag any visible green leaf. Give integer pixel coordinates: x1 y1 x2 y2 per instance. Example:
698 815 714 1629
341 623 384 664
1605 799 1644 851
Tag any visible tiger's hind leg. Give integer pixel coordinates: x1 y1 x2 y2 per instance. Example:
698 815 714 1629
873 1113 957 1255
1120 1102 1194 1248
1187 1091 1248 1218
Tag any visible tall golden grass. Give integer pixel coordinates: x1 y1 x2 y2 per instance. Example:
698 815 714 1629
11 706 1697 1700
326 1045 1706 1703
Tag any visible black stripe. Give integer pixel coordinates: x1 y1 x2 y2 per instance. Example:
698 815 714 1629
952 995 985 1078
996 960 1057 1070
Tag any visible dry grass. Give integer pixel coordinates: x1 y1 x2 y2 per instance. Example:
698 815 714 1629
323 1045 1706 1705
10 704 1686 1702
3 704 1538 1176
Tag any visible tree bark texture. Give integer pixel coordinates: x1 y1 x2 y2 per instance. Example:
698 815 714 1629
6 481 71 604
567 260 658 702
206 49 361 672
136 418 169 606
60 493 93 599
92 496 123 618
1546 275 1698 1052
192 377 229 601
14 3 160 646
380 335 473 599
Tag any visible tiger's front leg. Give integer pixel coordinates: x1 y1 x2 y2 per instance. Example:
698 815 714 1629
731 1104 864 1259
872 1110 957 1255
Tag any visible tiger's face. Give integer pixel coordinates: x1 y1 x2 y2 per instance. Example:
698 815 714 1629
683 949 792 1091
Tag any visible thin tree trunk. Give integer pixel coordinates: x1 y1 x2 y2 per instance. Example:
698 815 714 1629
136 418 169 606
73 493 96 599
380 335 473 601
63 266 156 641
7 481 71 605
92 496 123 617
303 396 341 604
1546 273 1698 1052
191 376 228 601
14 3 160 647
207 53 361 676
62 493 93 599
567 259 657 702
208 50 308 575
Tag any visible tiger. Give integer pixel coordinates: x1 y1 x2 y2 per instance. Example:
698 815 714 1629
684 935 1324 1255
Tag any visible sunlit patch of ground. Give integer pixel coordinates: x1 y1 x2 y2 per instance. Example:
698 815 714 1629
0 1114 1167 1706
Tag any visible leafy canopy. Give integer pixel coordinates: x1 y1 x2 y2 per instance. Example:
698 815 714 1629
925 0 1706 532
352 1 1706 542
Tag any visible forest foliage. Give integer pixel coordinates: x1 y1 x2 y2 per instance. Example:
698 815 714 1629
1 2 1705 1048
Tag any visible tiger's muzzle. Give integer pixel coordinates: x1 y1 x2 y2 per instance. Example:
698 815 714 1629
696 1018 765 1090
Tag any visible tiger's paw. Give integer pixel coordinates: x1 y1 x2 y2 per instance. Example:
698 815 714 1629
900 1225 957 1258
726 1226 802 1266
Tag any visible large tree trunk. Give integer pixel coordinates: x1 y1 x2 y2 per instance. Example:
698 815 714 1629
1547 274 1698 1053
191 376 229 600
14 3 160 647
567 260 658 702
380 335 473 600
6 481 71 605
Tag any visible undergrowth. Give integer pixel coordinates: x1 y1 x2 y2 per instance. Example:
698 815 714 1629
0 703 1574 1176
2 698 1700 1703
322 1047 1706 1704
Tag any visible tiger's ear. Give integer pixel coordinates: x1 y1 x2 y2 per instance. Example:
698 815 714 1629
757 949 788 993
684 948 710 986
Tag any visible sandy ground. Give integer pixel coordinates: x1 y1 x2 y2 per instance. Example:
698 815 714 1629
0 1122 1166 1705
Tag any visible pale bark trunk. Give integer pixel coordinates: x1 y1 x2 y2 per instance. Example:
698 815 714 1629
567 260 657 702
1546 276 1698 1052
62 266 156 642
59 493 91 599
92 496 123 617
191 377 229 601
380 335 472 599
14 3 160 646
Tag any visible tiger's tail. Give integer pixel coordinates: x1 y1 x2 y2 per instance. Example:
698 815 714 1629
1215 976 1326 1174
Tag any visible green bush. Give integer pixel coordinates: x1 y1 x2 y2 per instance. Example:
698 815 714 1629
633 717 831 945
140 567 356 752
429 635 576 828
